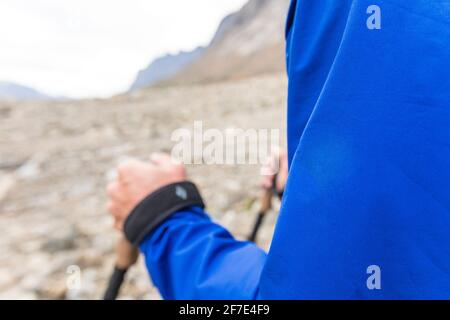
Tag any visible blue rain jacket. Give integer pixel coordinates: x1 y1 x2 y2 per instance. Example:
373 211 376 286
140 0 450 299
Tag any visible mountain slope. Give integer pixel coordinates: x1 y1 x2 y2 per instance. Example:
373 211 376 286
129 47 204 91
167 0 290 85
0 82 51 101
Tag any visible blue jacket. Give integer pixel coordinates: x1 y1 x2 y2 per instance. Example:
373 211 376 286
140 0 450 299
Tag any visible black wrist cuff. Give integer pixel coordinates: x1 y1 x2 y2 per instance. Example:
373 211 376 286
124 181 205 246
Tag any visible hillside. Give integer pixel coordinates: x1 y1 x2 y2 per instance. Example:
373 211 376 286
129 47 204 91
167 0 290 85
0 74 287 299
131 0 290 89
0 82 51 101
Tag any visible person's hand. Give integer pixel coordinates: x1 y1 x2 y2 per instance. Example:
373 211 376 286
106 153 186 230
260 149 288 194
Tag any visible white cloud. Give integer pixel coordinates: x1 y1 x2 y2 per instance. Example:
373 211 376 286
0 0 247 98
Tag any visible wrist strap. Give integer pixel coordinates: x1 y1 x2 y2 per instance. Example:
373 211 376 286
124 181 205 246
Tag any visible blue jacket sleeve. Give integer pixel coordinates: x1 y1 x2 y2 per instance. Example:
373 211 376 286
139 206 267 300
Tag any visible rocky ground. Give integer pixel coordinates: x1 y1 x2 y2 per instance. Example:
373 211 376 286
0 74 287 300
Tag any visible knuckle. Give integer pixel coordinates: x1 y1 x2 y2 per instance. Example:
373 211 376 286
106 202 115 213
173 163 186 174
118 159 137 172
117 163 129 175
106 183 118 196
106 183 114 193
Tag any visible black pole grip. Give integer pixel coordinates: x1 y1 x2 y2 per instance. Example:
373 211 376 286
104 267 128 300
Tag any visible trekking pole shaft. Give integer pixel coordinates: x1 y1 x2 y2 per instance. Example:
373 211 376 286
103 236 139 300
104 267 128 300
248 188 273 242
248 211 266 242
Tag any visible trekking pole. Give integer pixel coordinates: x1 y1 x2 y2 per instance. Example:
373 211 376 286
103 236 139 300
248 171 285 243
248 184 274 243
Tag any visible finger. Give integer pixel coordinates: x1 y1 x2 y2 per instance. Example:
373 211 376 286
277 154 289 191
106 182 127 202
106 182 119 197
108 201 130 223
117 159 143 181
114 219 124 231
261 173 274 186
107 201 122 216
117 165 128 183
150 152 173 166
279 149 288 162
261 179 273 189
276 175 285 192
261 164 276 177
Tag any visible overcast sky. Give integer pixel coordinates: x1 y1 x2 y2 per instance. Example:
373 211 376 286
0 0 247 99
